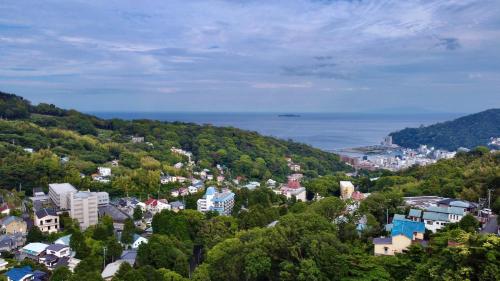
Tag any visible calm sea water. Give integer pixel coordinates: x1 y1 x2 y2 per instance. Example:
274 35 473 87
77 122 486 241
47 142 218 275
90 112 461 151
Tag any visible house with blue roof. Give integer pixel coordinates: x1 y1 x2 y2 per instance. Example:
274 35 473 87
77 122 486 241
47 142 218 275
374 218 425 256
4 266 34 281
197 187 235 215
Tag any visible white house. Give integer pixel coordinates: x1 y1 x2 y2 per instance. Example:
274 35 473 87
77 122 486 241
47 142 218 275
34 208 59 233
174 162 183 169
144 199 170 214
98 167 112 177
131 234 148 249
422 206 465 233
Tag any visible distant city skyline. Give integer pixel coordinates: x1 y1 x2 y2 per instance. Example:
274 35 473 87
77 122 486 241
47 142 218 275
1 0 500 113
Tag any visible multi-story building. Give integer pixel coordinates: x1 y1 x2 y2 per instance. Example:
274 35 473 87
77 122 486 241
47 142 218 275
69 191 98 230
34 209 59 233
49 183 77 210
197 187 235 215
340 181 355 200
422 206 464 233
96 192 110 207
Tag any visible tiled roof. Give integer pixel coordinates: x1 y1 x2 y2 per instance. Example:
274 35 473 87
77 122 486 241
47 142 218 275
409 209 422 217
373 237 392 245
35 208 57 219
426 206 464 216
46 244 69 252
422 211 449 222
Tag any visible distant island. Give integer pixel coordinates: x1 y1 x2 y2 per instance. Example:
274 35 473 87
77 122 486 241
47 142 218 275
278 114 301 117
390 108 500 150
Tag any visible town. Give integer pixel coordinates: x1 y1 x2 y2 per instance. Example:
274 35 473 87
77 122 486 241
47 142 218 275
0 143 498 281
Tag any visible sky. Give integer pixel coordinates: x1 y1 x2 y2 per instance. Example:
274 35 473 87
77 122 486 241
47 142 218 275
1 0 500 113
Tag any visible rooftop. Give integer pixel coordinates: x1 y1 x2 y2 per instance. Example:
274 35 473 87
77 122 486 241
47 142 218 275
5 266 33 281
35 208 57 219
22 242 49 254
426 206 465 216
391 220 425 240
49 183 77 194
373 237 392 245
46 243 69 252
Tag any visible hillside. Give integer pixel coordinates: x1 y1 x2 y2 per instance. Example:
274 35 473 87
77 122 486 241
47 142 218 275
0 91 349 193
389 109 500 150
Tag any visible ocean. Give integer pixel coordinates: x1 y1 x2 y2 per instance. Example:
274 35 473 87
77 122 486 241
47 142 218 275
90 112 461 152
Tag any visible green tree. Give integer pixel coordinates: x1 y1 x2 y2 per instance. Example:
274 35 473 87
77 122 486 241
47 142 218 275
121 218 135 245
133 206 143 221
27 226 45 243
50 266 73 281
106 238 123 263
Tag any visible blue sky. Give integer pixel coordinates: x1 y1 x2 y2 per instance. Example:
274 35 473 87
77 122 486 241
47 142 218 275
1 0 499 112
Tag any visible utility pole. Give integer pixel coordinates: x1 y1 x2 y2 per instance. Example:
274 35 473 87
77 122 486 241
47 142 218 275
386 208 389 225
103 246 107 269
488 189 492 209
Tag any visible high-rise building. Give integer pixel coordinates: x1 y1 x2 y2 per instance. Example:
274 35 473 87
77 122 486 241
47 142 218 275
69 191 98 229
49 183 77 210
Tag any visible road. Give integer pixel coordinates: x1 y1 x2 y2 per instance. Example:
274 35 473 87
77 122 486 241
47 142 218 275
481 215 499 234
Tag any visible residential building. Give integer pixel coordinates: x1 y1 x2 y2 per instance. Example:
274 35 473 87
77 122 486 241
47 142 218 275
34 208 59 233
96 192 110 206
0 204 12 215
422 206 464 233
39 244 71 269
244 181 260 190
408 209 422 222
0 233 25 252
0 258 8 271
374 220 425 256
277 176 307 201
20 243 49 261
1 216 27 235
69 191 98 229
266 179 277 187
197 187 235 215
131 234 148 249
170 201 185 212
340 181 355 200
49 183 77 210
131 136 144 143
98 167 111 177
5 266 34 281
144 199 170 214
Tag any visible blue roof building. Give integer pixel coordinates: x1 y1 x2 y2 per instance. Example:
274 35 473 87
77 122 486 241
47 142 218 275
197 187 235 215
391 220 425 240
5 266 34 281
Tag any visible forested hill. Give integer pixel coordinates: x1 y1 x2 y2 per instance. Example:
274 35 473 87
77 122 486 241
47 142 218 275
389 108 500 150
0 91 349 191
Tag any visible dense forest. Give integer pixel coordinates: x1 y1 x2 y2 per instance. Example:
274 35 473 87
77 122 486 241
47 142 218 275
390 109 500 150
0 91 349 195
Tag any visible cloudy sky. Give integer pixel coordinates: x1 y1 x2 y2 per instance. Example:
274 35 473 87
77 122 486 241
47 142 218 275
1 0 499 113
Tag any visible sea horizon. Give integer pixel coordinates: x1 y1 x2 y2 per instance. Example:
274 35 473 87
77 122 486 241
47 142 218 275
89 111 462 152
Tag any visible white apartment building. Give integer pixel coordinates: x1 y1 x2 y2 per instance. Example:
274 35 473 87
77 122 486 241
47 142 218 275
34 209 59 233
49 183 77 210
69 191 98 230
96 192 110 206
